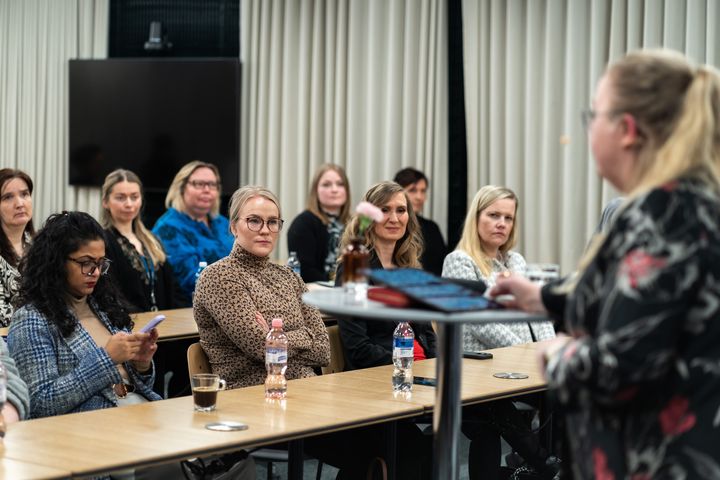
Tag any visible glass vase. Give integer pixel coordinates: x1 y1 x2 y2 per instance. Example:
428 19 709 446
342 237 370 302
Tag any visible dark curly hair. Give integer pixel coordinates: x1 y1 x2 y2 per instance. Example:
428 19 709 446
15 211 132 337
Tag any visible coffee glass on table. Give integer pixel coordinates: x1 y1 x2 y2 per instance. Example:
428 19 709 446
191 374 227 412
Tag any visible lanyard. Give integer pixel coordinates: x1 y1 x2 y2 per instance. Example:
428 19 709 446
139 254 158 311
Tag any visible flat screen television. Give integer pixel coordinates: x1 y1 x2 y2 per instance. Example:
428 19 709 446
69 58 240 194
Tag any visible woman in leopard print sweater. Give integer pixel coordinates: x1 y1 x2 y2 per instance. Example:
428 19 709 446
194 185 330 389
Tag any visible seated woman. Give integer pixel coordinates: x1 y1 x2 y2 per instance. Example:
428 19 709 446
334 181 433 480
8 212 161 418
287 163 351 283
152 161 234 304
443 185 555 349
442 185 556 480
194 185 330 388
393 167 447 276
335 181 436 369
101 169 185 312
0 168 35 326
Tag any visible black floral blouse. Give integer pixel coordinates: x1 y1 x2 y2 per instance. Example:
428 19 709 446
546 177 720 479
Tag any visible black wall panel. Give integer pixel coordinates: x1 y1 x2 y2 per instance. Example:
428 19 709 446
110 0 240 57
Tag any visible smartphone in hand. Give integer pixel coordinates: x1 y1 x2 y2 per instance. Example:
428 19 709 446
139 314 166 334
463 351 493 360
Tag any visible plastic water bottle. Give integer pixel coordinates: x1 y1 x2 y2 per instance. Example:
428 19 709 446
287 251 301 276
192 261 208 302
392 322 414 392
195 261 208 284
265 318 288 399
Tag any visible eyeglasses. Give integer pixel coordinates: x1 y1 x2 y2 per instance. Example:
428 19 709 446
67 257 111 276
187 180 220 191
245 216 284 233
580 109 620 130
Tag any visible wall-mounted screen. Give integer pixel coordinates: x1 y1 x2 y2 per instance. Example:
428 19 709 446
69 58 240 193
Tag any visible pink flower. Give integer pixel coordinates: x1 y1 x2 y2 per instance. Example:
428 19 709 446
356 201 384 222
659 395 696 436
355 201 384 236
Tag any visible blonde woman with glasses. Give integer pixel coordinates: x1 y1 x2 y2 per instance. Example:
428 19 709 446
152 161 233 303
492 50 720 478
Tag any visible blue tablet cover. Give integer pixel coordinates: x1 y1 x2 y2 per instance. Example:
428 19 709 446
368 268 501 312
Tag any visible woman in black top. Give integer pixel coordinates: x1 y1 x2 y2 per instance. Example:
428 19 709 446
335 181 435 369
394 167 447 276
287 164 351 282
101 169 184 312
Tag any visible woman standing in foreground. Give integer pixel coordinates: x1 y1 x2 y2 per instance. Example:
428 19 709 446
492 50 720 477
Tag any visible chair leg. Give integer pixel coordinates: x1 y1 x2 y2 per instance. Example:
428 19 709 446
316 461 324 480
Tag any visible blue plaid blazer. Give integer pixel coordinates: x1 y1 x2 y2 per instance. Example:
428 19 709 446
8 299 160 419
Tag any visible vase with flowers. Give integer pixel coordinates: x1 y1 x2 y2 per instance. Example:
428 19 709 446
342 201 383 301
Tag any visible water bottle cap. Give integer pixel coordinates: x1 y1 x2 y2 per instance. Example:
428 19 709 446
271 318 283 328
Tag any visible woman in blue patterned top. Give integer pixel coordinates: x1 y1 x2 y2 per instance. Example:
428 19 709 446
152 161 234 303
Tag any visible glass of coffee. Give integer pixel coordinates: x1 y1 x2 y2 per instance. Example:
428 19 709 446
191 374 227 412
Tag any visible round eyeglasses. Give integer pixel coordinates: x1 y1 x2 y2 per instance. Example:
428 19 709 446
67 257 111 276
245 216 284 233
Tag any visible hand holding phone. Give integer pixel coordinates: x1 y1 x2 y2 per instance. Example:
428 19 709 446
139 314 165 334
463 351 493 360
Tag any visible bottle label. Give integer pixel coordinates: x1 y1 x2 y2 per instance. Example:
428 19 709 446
266 348 287 364
393 347 413 358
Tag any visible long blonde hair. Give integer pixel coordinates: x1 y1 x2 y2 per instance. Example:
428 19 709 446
306 164 351 225
562 50 720 293
339 181 423 268
100 169 167 266
164 161 222 216
455 185 519 278
611 50 720 195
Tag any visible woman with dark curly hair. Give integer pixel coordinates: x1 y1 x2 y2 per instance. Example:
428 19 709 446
8 211 161 419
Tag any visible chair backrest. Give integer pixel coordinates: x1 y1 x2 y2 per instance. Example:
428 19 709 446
322 324 345 375
187 342 212 380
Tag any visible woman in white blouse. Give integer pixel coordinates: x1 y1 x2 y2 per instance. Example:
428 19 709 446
442 185 558 480
442 185 555 350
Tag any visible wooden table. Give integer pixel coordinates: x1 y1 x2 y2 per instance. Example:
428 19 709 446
132 308 198 342
1 370 425 479
0 344 544 479
303 289 548 480
0 458 69 480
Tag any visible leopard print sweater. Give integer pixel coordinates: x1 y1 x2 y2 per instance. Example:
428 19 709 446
194 243 330 389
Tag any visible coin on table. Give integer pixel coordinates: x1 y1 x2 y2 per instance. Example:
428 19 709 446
205 421 249 432
493 372 529 380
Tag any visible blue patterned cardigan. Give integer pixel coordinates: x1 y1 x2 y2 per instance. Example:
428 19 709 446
8 300 160 419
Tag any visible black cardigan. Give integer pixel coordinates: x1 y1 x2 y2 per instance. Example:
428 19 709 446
418 215 447 276
287 210 334 283
335 254 437 370
104 228 188 313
